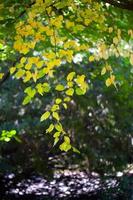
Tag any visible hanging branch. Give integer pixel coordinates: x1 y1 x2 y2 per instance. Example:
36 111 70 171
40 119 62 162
102 0 133 11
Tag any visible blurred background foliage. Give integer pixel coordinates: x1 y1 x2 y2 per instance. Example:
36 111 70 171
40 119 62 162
0 57 132 177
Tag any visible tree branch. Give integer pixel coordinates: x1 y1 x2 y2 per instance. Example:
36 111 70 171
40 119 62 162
0 56 22 88
0 71 10 87
0 2 35 88
102 0 133 11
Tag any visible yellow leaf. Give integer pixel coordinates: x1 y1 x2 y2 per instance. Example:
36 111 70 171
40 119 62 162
24 87 36 98
72 147 80 154
67 81 73 87
52 112 60 121
43 83 50 93
46 28 54 36
46 124 54 133
53 132 61 138
130 54 133 65
66 20 74 29
65 88 74 96
25 63 32 70
23 71 32 82
89 55 95 62
36 83 43 95
75 87 85 95
40 111 50 121
64 136 70 144
106 65 112 72
36 61 43 68
59 141 71 152
64 97 71 102
21 47 29 55
105 75 115 87
0 73 4 79
101 67 106 75
63 103 67 109
16 63 23 68
55 123 63 132
20 57 27 64
10 67 16 74
84 18 91 26
53 137 59 146
105 78 112 87
51 104 60 112
110 75 115 83
15 69 25 78
32 71 38 82
113 37 119 45
108 27 113 33
75 75 87 91
22 96 31 105
55 98 62 104
55 84 65 91
67 72 76 81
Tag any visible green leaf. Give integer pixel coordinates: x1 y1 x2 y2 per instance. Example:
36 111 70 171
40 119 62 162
40 111 50 122
0 130 17 143
4 137 10 142
75 87 85 95
9 130 16 136
72 147 80 154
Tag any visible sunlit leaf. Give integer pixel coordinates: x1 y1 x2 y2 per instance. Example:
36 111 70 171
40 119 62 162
52 112 60 121
46 124 54 133
55 84 65 91
65 88 74 96
40 111 50 122
101 67 106 75
67 72 76 81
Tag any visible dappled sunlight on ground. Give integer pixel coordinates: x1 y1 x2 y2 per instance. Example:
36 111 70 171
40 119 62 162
4 171 121 199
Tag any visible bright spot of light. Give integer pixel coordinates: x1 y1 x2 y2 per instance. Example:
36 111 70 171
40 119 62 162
73 53 83 63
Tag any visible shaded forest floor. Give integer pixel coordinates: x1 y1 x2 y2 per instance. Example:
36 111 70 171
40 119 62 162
0 170 133 200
